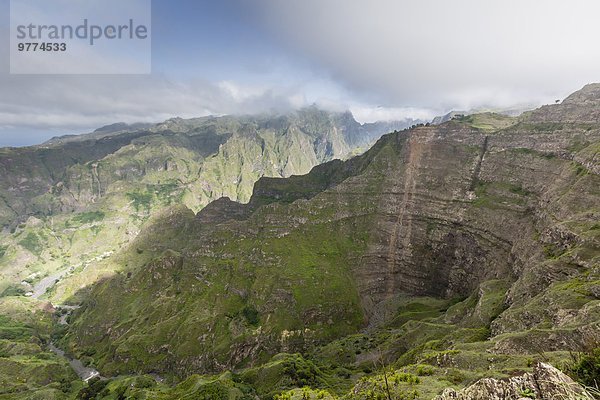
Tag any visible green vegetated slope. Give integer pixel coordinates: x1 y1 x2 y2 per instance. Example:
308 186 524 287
52 86 599 398
0 107 410 301
0 298 80 399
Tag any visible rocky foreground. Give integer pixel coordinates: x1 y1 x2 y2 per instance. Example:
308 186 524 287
436 363 593 400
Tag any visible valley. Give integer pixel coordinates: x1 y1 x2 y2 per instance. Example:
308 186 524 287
0 87 598 399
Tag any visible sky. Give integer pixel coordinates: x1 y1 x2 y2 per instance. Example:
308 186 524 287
1 0 600 146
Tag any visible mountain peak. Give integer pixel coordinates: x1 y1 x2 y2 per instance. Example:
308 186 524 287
561 83 600 105
527 82 600 123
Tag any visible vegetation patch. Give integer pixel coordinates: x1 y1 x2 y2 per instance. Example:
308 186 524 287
571 161 589 177
127 191 154 213
241 305 260 326
18 232 44 256
511 147 557 159
454 113 517 132
71 211 105 225
0 284 26 298
472 180 530 209
566 347 600 388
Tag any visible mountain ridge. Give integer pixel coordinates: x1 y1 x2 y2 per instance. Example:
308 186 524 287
54 85 599 399
0 86 598 399
0 108 415 299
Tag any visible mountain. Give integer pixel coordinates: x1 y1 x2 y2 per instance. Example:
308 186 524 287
43 122 156 146
0 85 598 399
44 85 599 398
0 108 414 300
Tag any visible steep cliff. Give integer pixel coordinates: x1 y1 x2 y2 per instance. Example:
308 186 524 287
0 108 410 298
62 85 599 400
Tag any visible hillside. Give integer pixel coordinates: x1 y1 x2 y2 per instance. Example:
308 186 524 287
0 85 598 399
0 108 412 301
50 85 600 398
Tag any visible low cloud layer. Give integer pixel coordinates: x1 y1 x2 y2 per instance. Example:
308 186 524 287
256 0 600 110
0 71 421 146
0 75 305 130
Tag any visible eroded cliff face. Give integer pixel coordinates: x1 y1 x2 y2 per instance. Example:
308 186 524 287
39 87 596 399
0 109 410 299
0 108 408 229
63 85 599 382
330 111 597 334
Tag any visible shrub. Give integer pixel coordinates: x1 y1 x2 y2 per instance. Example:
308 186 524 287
567 348 600 388
18 232 44 256
241 305 260 326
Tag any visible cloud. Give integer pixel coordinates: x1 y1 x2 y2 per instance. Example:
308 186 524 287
255 0 600 110
0 74 309 133
349 106 435 124
0 1 315 145
4 0 599 146
0 66 421 146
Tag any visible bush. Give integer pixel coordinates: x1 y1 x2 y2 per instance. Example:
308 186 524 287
76 377 109 400
283 355 323 387
18 232 44 256
72 211 105 225
0 285 26 297
415 365 434 376
567 348 600 388
241 305 260 326
191 382 229 399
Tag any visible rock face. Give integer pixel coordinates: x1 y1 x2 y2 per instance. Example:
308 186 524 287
0 107 411 229
0 108 414 298
64 85 599 378
435 363 590 400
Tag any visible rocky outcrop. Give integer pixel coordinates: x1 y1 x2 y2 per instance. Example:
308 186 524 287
435 363 591 400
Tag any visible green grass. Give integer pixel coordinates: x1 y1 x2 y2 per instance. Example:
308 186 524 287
17 232 45 256
0 300 78 397
0 315 32 341
388 297 453 327
472 180 531 209
454 112 518 132
126 191 154 213
71 211 105 225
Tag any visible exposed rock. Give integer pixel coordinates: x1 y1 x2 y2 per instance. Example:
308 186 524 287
435 363 590 400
